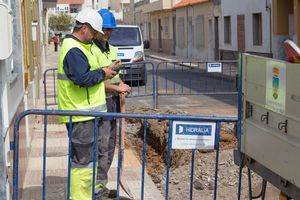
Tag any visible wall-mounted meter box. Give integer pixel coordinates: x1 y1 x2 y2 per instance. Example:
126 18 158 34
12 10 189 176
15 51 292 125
0 3 13 60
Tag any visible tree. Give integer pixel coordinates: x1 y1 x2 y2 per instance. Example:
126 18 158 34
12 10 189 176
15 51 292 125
49 13 73 32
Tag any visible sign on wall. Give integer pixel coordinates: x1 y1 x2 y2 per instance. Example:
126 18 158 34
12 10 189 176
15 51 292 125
266 61 286 114
206 62 223 73
171 121 217 150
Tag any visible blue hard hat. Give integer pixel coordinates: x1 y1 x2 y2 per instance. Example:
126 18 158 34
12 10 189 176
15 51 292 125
98 9 117 29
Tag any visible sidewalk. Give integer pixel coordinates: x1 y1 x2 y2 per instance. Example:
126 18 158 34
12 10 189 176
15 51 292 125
20 46 163 199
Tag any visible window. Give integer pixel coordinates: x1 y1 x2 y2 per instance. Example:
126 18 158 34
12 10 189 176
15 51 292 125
70 7 78 13
253 13 262 46
109 27 141 46
195 15 205 48
224 16 231 44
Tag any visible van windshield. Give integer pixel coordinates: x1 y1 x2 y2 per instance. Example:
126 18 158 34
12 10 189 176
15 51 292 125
109 27 142 46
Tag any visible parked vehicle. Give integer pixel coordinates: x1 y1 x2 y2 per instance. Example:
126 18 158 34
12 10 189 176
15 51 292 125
109 25 149 85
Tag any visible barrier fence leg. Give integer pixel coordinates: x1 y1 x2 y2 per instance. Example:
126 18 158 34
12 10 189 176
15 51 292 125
43 72 48 109
42 115 48 200
92 119 99 200
152 64 156 109
165 120 173 200
117 118 123 200
141 121 148 200
13 118 21 200
213 122 221 200
66 116 73 200
53 69 57 105
189 150 196 200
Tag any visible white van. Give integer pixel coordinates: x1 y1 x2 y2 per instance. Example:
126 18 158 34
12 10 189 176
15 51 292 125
109 25 148 84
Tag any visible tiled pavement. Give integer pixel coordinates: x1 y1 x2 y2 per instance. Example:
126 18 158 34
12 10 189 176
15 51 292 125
20 47 163 200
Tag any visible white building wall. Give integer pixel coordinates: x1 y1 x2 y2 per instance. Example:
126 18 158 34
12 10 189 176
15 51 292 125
220 0 271 54
175 2 214 60
82 0 93 9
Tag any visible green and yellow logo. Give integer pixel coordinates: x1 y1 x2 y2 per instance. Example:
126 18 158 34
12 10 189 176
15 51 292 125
272 67 280 100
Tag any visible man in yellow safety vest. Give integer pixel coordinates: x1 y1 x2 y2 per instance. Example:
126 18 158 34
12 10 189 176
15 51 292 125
57 8 120 200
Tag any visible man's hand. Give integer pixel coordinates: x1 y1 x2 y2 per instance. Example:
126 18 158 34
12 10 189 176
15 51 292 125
102 68 117 80
109 60 122 72
118 82 131 94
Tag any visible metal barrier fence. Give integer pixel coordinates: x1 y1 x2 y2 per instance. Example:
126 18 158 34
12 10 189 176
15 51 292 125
43 68 58 109
119 61 156 107
43 61 238 109
12 109 237 200
43 61 156 109
155 61 238 108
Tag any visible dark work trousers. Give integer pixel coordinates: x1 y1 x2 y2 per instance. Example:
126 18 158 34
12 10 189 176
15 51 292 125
97 95 120 186
66 118 106 167
66 118 110 199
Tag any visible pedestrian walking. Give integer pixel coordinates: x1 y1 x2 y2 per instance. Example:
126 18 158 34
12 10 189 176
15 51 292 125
57 8 118 200
52 34 60 52
91 8 131 198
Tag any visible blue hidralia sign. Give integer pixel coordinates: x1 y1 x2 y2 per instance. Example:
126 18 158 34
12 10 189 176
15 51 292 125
171 121 217 150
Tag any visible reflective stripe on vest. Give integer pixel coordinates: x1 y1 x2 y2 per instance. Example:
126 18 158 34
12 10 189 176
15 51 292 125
57 37 106 123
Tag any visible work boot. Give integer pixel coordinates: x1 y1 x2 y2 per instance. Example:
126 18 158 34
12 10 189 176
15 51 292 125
96 188 120 200
96 187 110 200
108 189 117 198
96 187 133 200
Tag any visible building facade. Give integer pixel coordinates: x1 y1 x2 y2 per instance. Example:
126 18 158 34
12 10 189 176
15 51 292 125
218 0 272 60
272 0 300 59
49 0 83 17
218 0 300 60
124 0 216 59
173 0 214 60
0 0 54 198
124 0 300 61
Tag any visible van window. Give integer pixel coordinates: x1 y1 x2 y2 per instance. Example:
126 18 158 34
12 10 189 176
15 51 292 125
109 27 142 46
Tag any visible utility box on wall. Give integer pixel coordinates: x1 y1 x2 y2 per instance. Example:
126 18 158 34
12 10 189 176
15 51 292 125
241 54 300 189
0 3 13 60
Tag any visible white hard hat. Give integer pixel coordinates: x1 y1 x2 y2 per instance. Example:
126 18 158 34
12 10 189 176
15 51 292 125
75 8 104 34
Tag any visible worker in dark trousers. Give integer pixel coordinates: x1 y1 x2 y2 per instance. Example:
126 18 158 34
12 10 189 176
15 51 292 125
91 8 131 198
57 8 119 200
